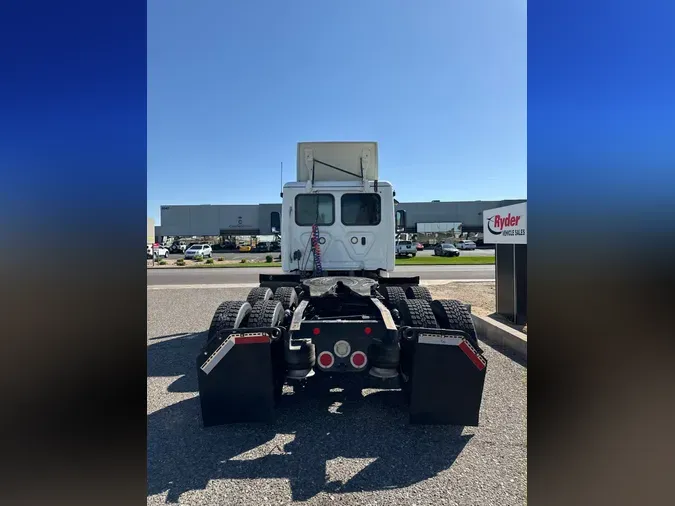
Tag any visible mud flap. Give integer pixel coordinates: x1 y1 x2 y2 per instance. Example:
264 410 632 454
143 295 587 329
405 328 488 426
196 327 283 426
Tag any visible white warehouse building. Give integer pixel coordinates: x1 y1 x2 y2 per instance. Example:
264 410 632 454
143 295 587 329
154 199 526 240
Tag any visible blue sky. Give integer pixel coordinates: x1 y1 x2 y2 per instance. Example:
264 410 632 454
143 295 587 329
148 0 526 223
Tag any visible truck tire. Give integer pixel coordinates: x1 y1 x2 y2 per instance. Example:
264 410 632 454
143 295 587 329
397 299 438 328
431 299 480 348
405 285 433 302
246 287 273 306
274 286 299 311
243 299 286 403
206 301 252 344
248 299 284 328
397 299 437 401
207 301 235 341
381 286 406 307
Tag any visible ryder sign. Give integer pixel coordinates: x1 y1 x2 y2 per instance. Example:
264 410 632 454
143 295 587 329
483 202 527 244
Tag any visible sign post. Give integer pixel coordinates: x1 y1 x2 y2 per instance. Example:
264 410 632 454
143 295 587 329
152 242 160 266
482 202 527 325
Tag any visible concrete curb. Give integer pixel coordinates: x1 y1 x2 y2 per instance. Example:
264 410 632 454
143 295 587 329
472 313 527 360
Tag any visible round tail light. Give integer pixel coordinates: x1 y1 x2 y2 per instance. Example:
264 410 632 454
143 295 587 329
350 351 367 369
334 340 351 358
317 351 334 369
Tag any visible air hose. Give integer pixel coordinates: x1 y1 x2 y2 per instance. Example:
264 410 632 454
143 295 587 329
311 223 323 275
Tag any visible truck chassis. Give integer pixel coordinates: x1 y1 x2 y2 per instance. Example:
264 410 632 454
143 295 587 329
197 274 488 427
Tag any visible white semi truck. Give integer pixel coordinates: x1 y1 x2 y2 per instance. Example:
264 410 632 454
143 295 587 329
196 142 488 426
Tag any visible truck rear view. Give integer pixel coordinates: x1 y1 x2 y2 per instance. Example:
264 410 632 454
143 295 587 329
196 142 488 427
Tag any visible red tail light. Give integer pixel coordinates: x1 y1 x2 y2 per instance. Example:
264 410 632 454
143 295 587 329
350 351 367 369
317 351 334 369
313 327 321 335
364 327 372 335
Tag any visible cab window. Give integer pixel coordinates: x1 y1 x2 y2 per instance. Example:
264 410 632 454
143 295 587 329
341 194 381 226
295 194 335 226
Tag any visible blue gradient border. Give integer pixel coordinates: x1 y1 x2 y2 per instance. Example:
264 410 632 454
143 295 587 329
528 1 674 505
0 1 147 503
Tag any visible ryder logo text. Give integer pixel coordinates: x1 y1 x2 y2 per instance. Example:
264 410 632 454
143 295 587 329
487 213 524 237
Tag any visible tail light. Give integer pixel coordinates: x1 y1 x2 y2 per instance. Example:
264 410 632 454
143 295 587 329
350 351 367 369
317 351 334 369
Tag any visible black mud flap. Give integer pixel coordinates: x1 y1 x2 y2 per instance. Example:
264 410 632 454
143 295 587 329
196 327 283 427
404 327 488 426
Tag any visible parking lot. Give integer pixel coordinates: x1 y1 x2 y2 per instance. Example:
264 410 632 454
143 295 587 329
147 282 526 505
159 247 495 262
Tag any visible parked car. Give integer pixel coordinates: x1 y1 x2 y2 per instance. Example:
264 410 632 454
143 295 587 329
395 240 417 257
239 244 252 252
456 240 477 251
416 242 425 251
147 244 169 259
433 243 460 257
254 241 272 252
214 241 237 251
184 244 213 259
169 242 186 253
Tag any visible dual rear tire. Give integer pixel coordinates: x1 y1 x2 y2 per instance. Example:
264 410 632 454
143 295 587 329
207 297 286 402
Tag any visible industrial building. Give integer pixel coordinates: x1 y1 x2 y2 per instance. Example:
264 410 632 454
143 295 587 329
154 198 526 241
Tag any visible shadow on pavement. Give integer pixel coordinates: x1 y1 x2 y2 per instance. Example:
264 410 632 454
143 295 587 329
148 333 473 503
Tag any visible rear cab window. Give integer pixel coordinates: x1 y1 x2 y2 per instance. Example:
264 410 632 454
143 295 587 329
295 194 335 226
341 194 381 226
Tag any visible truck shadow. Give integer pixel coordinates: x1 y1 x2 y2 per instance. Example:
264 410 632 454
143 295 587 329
148 333 473 503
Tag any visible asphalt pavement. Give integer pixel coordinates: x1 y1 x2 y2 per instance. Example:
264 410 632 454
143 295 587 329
147 264 496 286
147 286 526 505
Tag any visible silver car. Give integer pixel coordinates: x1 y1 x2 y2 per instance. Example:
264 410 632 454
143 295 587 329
184 244 213 259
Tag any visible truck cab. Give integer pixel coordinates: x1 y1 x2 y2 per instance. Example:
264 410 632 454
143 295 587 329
280 142 398 275
281 180 395 273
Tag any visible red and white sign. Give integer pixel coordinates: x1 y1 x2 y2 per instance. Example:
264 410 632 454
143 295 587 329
483 202 527 245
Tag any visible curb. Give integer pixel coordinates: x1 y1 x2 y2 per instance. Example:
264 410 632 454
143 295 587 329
472 313 527 360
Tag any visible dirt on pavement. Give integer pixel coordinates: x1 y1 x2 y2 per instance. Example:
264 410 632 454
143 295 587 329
427 282 496 316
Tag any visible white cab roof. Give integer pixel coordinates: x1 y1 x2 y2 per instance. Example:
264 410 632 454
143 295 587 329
296 142 378 182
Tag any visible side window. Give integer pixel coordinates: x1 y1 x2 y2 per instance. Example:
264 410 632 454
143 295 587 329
270 211 280 232
341 194 381 226
295 194 335 226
